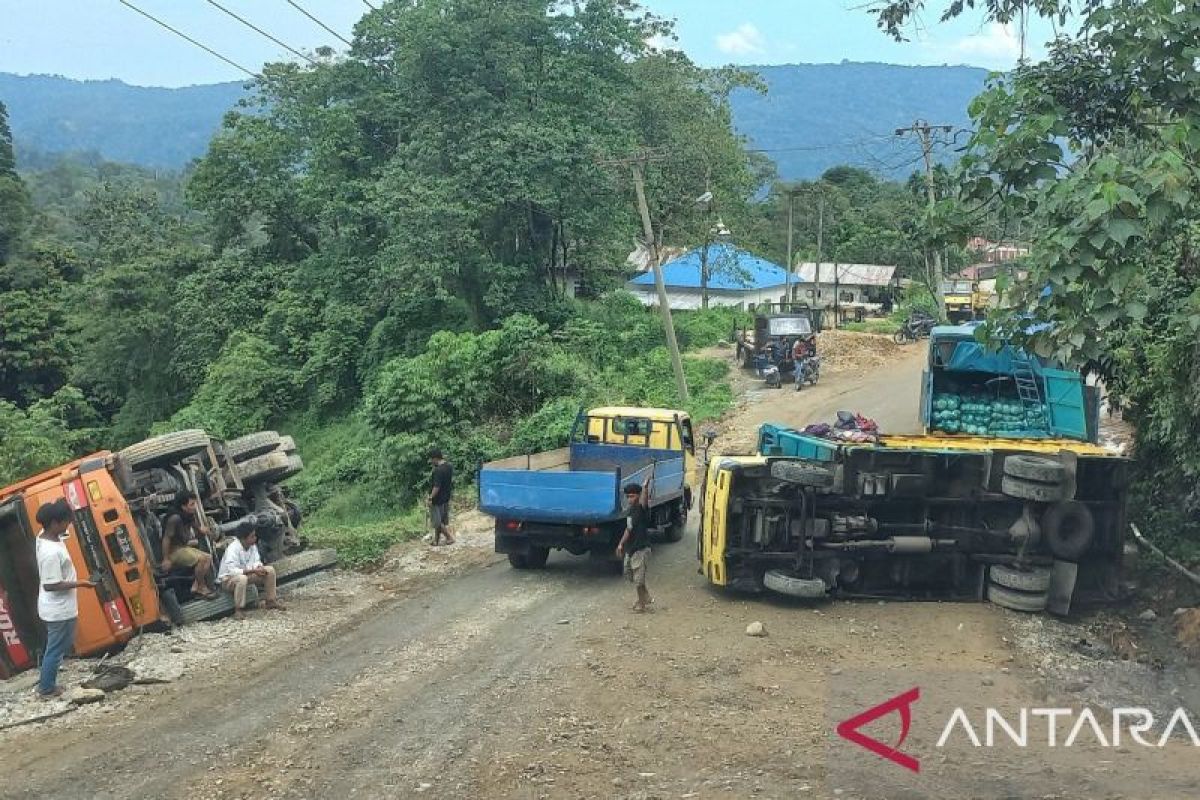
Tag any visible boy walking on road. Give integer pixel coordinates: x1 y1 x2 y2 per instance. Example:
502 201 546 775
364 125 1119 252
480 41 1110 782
617 479 653 613
35 499 97 699
428 449 456 546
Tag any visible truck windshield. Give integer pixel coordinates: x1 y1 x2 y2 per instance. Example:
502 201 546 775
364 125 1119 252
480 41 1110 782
767 317 812 336
611 418 652 436
941 280 973 294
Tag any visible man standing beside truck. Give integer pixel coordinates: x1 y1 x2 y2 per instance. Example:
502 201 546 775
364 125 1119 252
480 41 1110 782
617 480 653 613
35 499 97 699
428 449 456 546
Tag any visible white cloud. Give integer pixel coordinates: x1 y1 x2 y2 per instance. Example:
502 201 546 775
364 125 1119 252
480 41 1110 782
715 23 766 57
949 23 1022 61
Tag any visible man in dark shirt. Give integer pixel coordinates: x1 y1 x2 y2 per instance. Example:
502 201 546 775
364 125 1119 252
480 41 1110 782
428 449 456 546
617 479 652 612
160 497 217 599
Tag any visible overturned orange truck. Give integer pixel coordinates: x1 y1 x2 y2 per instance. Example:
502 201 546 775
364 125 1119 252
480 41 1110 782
0 429 334 679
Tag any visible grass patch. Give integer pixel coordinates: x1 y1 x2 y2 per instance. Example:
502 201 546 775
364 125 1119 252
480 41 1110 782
841 319 901 335
303 506 428 569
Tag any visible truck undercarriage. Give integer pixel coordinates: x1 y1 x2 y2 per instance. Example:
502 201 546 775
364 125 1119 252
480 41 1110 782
713 445 1128 608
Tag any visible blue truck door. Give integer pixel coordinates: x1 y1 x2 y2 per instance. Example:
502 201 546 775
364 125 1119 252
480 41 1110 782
1041 368 1089 440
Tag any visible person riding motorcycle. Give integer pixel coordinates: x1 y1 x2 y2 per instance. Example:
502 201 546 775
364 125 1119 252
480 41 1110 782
793 334 818 389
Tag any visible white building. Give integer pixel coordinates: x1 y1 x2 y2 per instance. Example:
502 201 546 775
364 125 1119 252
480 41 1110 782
792 263 897 308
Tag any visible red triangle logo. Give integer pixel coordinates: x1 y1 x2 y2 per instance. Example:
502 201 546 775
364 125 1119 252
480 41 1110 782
836 686 921 773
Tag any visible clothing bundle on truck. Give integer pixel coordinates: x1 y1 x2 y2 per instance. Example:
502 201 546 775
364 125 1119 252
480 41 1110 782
480 407 697 569
0 429 336 680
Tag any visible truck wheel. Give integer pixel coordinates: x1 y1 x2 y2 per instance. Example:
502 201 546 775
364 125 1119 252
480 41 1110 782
225 431 282 463
1000 475 1065 503
119 429 211 471
989 564 1052 593
1042 501 1096 561
272 454 305 482
237 451 291 485
1003 455 1065 484
665 503 686 542
986 583 1048 613
508 553 530 569
770 460 834 489
271 548 337 580
763 569 828 599
526 547 550 569
178 585 258 625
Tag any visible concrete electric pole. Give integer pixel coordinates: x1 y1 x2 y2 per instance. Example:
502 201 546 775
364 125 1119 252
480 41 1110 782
896 120 953 319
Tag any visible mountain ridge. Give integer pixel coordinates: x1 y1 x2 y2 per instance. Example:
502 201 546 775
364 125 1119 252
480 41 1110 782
1 63 991 178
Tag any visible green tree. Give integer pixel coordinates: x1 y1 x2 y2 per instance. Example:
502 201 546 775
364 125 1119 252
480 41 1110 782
0 100 31 265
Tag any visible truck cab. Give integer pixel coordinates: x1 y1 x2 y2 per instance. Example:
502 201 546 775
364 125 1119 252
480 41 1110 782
941 279 977 324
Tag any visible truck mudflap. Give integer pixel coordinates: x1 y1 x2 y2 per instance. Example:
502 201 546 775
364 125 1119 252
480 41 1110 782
0 586 34 678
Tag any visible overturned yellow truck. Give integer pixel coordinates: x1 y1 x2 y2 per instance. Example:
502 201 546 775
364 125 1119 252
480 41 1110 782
699 324 1131 615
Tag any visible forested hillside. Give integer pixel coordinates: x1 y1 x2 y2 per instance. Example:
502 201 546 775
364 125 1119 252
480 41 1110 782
1 62 987 179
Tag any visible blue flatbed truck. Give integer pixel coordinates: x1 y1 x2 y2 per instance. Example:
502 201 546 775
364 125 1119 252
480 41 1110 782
480 407 696 569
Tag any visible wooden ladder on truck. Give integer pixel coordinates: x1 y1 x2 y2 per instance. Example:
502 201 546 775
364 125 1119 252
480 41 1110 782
1011 356 1048 431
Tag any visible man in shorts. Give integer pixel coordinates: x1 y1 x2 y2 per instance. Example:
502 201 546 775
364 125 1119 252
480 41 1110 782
160 496 217 599
616 479 652 612
428 449 455 546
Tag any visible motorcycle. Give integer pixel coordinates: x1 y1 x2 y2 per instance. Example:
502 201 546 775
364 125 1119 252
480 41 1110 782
753 354 783 389
893 313 937 344
794 355 821 391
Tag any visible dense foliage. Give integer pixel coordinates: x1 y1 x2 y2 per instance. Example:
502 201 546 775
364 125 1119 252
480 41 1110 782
878 0 1200 555
0 1 759 509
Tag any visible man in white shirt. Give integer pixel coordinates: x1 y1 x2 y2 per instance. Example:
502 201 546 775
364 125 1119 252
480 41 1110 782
217 529 285 621
35 499 97 699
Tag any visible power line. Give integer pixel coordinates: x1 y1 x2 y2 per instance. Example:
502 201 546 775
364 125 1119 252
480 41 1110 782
205 0 320 66
362 0 378 9
117 0 260 79
284 0 354 48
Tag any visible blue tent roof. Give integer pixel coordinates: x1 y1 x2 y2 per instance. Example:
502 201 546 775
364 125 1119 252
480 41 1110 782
629 243 796 291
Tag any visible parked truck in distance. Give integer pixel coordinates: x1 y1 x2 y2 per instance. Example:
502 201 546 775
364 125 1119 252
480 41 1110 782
481 407 696 569
698 326 1130 616
734 302 823 370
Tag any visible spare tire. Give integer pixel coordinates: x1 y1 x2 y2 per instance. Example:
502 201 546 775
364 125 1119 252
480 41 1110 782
271 548 337 581
763 569 828 598
119 430 211 471
990 564 1052 593
237 451 290 485
1042 501 1096 561
1004 454 1066 484
225 431 282 462
770 460 834 489
1001 475 1065 503
987 583 1048 613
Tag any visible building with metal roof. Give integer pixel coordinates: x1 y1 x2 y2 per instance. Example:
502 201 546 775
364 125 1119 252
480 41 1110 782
626 243 801 310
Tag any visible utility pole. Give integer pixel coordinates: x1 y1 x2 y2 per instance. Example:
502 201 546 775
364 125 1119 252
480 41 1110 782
784 186 798 305
628 157 690 404
896 120 953 319
814 189 825 310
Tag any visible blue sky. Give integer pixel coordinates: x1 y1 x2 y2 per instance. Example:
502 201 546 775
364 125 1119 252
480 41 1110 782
0 0 1057 87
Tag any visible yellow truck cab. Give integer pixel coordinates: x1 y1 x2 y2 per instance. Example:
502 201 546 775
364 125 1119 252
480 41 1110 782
585 407 698 496
941 279 977 324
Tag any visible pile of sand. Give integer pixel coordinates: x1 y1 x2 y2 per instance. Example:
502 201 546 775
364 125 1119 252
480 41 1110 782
817 330 904 372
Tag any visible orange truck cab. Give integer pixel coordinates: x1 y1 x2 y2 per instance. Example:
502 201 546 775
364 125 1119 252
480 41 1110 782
0 453 160 678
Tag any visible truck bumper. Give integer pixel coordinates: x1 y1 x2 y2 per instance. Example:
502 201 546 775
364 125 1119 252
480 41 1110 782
494 521 620 556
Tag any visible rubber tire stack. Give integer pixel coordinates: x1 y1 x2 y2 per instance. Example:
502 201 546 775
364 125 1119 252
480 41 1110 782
986 564 1051 612
999 455 1066 503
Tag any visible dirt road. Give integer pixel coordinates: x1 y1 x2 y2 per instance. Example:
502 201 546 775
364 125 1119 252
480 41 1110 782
6 338 1199 799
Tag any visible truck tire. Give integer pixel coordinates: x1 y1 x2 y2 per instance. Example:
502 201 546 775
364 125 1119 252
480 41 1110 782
986 583 1048 613
273 454 305 482
272 548 338 581
1003 455 1066 484
237 451 290 485
526 547 550 569
664 503 686 542
225 431 282 463
1000 475 1065 503
770 460 834 489
763 569 828 599
119 429 211 471
279 435 297 454
1042 501 1096 561
178 585 258 625
989 564 1052 593
508 553 530 569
